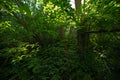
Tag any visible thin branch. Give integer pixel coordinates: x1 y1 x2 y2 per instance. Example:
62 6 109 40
87 28 120 34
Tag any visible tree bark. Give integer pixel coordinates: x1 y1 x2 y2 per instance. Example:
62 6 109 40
75 0 89 53
77 28 89 53
75 0 81 10
59 26 65 40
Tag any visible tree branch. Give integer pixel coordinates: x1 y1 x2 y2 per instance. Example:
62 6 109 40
87 28 120 34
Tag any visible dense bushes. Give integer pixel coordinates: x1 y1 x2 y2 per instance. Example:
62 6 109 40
1 37 120 80
0 0 120 80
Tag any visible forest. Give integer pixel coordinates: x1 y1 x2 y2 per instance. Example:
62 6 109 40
0 0 120 80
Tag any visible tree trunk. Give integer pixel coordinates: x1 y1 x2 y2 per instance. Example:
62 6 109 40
75 0 81 10
59 26 65 40
77 28 89 53
75 0 89 53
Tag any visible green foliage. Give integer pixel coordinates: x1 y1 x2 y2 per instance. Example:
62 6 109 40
0 0 120 80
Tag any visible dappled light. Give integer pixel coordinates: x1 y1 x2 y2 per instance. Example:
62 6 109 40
0 0 120 80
